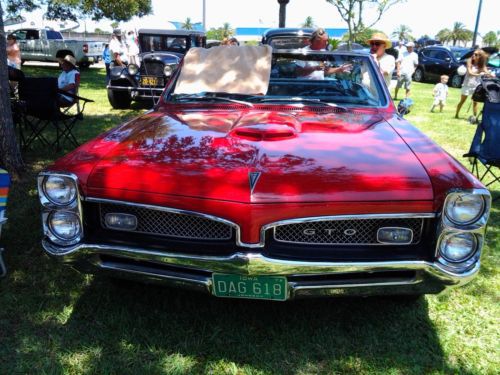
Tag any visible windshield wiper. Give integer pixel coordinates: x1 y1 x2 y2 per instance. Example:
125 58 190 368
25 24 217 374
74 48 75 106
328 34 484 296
254 97 347 111
171 93 254 107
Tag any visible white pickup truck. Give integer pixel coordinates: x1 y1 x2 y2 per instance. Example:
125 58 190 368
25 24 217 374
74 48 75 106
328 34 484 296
10 28 103 68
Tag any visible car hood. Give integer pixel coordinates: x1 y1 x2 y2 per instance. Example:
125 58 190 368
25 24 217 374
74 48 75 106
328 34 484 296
84 106 433 203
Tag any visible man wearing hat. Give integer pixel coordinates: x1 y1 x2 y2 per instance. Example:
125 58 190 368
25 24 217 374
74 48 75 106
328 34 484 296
58 54 79 106
367 32 395 87
394 41 419 100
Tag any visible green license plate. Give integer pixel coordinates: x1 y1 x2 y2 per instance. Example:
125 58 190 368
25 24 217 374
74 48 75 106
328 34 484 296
140 76 160 86
212 274 287 301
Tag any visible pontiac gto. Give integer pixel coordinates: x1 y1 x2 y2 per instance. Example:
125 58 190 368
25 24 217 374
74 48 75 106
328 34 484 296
38 46 490 301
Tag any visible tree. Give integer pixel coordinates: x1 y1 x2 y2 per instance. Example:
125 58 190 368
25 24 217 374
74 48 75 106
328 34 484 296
222 22 233 38
110 21 119 30
342 27 383 46
0 0 152 178
436 28 451 44
302 16 315 28
326 0 405 48
392 24 413 42
482 31 497 47
206 23 234 40
438 22 473 46
182 17 193 30
277 0 290 28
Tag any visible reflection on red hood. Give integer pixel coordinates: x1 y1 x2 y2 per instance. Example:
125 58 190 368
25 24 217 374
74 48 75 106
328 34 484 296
66 106 434 203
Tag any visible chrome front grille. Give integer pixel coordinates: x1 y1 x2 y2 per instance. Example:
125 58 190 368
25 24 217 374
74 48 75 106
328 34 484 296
273 217 424 245
99 203 233 241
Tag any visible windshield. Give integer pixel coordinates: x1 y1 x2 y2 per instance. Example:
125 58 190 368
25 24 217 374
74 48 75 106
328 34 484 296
140 34 189 53
489 53 499 68
451 48 468 60
167 53 387 108
267 36 311 50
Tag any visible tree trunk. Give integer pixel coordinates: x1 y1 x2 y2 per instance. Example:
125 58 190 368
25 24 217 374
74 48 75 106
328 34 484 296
278 0 290 28
0 2 24 179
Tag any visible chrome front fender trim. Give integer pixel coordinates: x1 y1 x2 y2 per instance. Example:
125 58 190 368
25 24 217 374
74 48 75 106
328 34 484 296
42 240 479 287
84 197 436 248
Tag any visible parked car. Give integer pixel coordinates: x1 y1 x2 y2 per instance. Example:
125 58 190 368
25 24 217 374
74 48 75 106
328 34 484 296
107 29 206 109
0 168 10 277
414 46 498 87
38 47 491 301
261 28 314 50
10 28 102 68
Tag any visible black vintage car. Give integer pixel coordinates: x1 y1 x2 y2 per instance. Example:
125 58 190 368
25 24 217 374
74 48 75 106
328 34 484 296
107 29 206 109
261 28 314 50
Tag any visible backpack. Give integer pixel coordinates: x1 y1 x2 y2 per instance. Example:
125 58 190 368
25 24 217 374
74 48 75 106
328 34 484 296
472 77 500 103
397 98 414 116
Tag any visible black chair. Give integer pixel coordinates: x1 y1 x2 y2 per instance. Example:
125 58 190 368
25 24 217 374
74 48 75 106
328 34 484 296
464 78 500 198
17 77 93 150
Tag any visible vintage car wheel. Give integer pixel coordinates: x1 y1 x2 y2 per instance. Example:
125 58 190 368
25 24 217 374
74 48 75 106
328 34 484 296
107 88 131 109
413 68 424 82
451 74 463 88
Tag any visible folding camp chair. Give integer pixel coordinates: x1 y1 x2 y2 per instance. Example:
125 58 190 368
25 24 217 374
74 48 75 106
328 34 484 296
464 77 500 198
0 169 10 277
17 77 93 150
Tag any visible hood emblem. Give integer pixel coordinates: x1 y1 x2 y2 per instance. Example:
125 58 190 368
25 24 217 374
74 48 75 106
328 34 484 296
249 172 261 195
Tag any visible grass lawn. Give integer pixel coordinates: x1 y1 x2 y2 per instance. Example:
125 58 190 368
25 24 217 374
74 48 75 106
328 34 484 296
0 65 498 374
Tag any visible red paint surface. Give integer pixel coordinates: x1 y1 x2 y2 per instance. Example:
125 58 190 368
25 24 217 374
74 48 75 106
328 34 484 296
47 104 483 244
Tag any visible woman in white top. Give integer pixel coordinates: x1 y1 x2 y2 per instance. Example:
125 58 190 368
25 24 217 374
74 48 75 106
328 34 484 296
455 49 494 120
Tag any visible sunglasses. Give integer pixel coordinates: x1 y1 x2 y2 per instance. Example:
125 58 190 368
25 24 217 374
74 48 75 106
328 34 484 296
370 41 384 47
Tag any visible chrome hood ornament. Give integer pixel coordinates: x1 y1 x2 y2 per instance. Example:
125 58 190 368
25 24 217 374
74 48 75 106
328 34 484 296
249 172 261 195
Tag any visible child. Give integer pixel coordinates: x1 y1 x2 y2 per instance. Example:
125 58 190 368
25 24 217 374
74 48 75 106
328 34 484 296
431 75 449 112
102 44 111 85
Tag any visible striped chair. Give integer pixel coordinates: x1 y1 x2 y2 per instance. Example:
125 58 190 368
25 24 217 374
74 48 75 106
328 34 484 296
0 169 10 277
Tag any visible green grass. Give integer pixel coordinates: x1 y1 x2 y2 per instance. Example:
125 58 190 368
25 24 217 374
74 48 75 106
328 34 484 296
0 67 498 374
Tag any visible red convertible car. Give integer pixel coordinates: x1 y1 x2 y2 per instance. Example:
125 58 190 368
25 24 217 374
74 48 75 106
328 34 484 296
38 46 490 301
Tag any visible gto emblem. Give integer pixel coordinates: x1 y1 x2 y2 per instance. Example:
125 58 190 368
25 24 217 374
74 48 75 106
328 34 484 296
303 228 357 236
249 172 261 194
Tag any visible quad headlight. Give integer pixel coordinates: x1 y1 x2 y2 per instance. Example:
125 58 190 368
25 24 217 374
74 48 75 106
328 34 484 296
128 64 139 75
49 211 82 242
439 232 477 263
42 175 77 206
444 192 485 226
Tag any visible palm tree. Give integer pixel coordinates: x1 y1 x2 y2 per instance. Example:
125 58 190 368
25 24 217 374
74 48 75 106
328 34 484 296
182 17 193 30
222 22 233 38
277 0 290 28
392 25 413 42
482 31 497 47
302 16 315 28
436 28 452 44
450 22 472 46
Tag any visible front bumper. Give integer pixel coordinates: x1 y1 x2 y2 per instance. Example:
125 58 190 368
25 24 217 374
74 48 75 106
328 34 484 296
107 84 163 100
42 240 479 299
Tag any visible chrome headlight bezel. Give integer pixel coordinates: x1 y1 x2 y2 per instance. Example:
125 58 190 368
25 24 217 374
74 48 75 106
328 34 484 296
40 175 78 207
47 210 82 245
127 63 139 75
163 64 174 77
438 232 478 263
442 189 491 230
38 172 84 249
444 192 486 226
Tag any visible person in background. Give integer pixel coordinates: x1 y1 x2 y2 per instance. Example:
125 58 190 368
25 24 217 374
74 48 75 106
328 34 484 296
126 30 140 65
58 55 79 107
229 37 240 46
109 29 128 67
296 28 352 79
431 75 449 113
394 41 418 100
367 32 395 87
102 43 111 84
6 34 21 69
455 49 494 121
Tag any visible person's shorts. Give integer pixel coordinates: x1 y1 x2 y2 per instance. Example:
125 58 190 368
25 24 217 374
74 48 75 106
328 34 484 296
396 73 412 90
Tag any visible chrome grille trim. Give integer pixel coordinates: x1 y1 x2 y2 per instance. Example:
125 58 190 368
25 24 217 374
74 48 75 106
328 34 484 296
273 217 426 246
84 199 436 248
92 200 235 241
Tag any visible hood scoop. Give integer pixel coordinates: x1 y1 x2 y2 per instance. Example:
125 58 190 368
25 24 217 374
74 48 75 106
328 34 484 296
231 123 299 141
